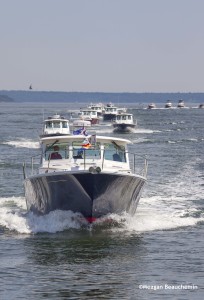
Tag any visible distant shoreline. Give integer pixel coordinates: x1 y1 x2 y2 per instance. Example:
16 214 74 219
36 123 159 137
0 94 14 102
0 90 204 104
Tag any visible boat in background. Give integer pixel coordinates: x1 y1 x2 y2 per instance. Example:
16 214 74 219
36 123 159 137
24 133 147 223
199 103 204 109
177 100 185 108
103 103 119 121
117 107 127 114
147 103 156 109
165 100 172 108
71 119 91 128
79 109 99 125
87 103 104 117
40 114 70 137
112 113 137 133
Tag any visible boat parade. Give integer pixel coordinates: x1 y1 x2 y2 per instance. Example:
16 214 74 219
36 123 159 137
23 108 147 223
23 99 203 224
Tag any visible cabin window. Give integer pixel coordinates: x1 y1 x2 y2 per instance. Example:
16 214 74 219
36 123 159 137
72 141 101 159
45 121 52 129
53 121 61 128
62 121 68 128
104 143 126 162
44 143 69 160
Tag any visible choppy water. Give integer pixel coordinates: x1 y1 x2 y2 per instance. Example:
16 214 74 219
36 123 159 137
0 102 204 299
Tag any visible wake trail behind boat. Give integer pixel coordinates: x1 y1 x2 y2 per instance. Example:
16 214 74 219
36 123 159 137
3 139 39 149
0 190 203 235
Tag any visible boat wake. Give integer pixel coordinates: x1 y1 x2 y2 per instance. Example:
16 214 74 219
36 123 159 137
0 194 203 235
0 197 86 234
3 138 39 149
1 156 203 235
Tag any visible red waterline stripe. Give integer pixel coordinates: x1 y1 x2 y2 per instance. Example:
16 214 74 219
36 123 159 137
86 217 97 223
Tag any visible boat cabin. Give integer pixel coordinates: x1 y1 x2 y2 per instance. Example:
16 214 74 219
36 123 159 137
42 114 70 136
39 135 133 174
79 109 98 118
104 106 118 114
87 103 104 116
114 113 134 124
79 109 99 125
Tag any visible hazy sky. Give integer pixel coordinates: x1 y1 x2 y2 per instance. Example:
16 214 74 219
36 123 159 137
1 0 204 92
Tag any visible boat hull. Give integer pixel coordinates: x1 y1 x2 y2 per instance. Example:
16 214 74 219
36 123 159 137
90 118 99 125
113 123 136 132
24 172 146 221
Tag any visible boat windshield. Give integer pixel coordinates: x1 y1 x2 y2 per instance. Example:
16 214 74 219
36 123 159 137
62 121 68 128
45 121 52 128
44 143 69 160
72 141 101 159
106 108 117 113
104 142 126 162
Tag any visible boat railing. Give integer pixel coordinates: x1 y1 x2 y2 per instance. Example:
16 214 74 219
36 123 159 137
128 152 148 178
23 153 42 178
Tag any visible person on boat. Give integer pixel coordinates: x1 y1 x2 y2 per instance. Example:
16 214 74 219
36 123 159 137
50 146 62 159
113 153 122 162
73 149 83 159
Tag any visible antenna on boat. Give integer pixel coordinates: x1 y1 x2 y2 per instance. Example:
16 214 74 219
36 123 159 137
42 108 45 122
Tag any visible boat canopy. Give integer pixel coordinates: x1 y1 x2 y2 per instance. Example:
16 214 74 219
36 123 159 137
41 134 132 146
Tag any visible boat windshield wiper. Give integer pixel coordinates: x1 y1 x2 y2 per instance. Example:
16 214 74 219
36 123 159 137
45 140 59 152
111 140 123 151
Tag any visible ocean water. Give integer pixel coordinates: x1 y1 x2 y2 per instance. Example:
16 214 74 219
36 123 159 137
0 101 204 299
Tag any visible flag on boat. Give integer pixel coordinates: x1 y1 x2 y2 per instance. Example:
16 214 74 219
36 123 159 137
81 138 91 149
73 127 88 136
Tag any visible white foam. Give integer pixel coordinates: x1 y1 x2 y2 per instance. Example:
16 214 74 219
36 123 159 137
3 139 39 149
0 197 86 234
25 210 85 233
98 188 203 233
135 128 161 134
132 137 153 144
0 207 31 234
0 195 202 234
0 196 27 209
96 128 113 134
0 158 203 234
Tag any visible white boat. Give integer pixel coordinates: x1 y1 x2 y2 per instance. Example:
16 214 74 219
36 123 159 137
165 100 172 108
24 133 147 223
147 103 156 109
177 100 185 108
79 109 99 125
71 119 91 128
87 103 104 117
112 113 137 132
71 119 91 136
117 107 127 114
40 114 70 137
103 104 118 121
